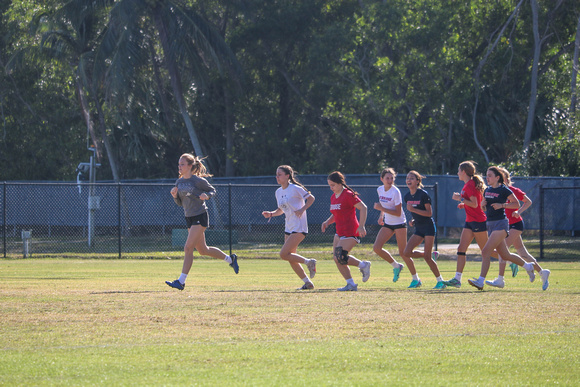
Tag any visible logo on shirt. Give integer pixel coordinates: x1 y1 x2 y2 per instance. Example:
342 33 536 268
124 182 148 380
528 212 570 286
485 192 500 198
330 204 341 210
407 200 421 207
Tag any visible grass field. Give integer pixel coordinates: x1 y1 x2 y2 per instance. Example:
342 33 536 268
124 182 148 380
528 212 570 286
1 257 579 386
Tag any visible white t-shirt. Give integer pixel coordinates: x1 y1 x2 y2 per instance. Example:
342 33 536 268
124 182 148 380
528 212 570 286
276 183 311 233
377 185 406 225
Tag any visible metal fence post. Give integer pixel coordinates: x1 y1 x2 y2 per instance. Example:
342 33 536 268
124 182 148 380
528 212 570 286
434 182 438 252
3 182 6 258
228 183 232 256
118 182 122 259
539 184 544 260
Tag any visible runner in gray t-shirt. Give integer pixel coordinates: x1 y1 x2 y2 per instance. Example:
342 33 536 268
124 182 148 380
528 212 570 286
165 153 239 291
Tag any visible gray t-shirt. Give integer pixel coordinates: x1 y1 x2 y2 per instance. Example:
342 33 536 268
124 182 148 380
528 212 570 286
173 175 216 217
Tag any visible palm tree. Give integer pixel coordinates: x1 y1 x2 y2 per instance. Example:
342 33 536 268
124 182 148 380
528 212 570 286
96 0 241 164
25 0 122 181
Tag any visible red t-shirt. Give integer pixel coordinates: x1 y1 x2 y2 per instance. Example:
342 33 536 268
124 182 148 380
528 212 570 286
330 189 362 237
461 179 486 223
505 186 525 225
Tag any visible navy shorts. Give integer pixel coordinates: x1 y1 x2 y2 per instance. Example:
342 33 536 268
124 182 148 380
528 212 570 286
414 221 436 237
382 223 406 230
464 221 487 233
487 219 509 236
186 212 209 228
509 220 524 232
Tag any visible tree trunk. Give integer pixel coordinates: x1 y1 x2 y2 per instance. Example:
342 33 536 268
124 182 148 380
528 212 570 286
223 85 235 176
523 0 541 153
154 10 205 160
472 0 524 164
571 14 580 117
75 75 102 161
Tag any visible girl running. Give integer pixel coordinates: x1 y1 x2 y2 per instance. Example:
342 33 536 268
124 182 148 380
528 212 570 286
372 168 409 283
467 166 535 290
402 171 446 289
485 168 550 290
262 165 317 290
322 171 371 291
443 161 489 289
166 154 239 290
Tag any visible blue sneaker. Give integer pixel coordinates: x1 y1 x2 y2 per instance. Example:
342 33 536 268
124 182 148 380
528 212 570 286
408 279 422 288
393 263 404 282
229 253 239 274
443 278 461 288
510 263 519 277
165 279 185 290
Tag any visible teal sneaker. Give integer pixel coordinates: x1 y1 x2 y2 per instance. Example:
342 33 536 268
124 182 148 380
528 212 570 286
431 251 439 261
433 281 446 290
229 253 239 274
393 263 404 282
443 278 461 288
510 263 519 277
540 269 550 291
408 279 422 289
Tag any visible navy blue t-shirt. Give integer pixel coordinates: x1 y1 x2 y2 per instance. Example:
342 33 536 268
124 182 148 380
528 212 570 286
404 188 433 225
483 184 513 221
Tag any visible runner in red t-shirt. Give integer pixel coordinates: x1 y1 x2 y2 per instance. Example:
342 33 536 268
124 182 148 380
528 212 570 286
322 171 371 291
443 161 490 289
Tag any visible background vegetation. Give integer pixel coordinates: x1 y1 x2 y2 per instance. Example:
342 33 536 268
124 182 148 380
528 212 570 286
1 0 579 180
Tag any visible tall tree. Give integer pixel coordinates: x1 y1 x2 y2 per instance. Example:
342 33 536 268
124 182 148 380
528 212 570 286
97 0 241 168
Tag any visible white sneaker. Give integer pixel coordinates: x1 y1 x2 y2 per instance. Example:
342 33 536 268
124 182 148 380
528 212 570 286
524 263 536 282
306 259 317 279
359 261 371 282
485 278 505 288
337 283 358 291
467 278 484 290
540 269 550 291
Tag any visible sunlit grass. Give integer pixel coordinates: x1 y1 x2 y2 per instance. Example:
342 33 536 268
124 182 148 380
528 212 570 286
1 259 579 385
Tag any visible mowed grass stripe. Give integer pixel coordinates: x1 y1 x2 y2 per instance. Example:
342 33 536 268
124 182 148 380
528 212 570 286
0 259 579 385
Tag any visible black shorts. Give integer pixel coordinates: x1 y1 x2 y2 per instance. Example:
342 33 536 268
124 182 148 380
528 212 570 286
464 221 487 233
414 221 436 237
509 220 524 232
186 212 209 228
285 231 307 236
382 223 406 231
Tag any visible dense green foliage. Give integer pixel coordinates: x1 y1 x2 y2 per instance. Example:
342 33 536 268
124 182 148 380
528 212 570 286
1 0 579 180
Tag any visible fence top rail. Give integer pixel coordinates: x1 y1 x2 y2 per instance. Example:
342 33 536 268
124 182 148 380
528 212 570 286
540 186 580 190
2 182 438 188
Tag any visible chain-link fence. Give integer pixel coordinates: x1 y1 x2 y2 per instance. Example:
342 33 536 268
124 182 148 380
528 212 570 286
1 182 438 258
540 185 580 260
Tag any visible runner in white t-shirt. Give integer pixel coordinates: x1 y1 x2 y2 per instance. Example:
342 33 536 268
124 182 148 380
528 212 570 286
372 168 409 283
262 165 317 290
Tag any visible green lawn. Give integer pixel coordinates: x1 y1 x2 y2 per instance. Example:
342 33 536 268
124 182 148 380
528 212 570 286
1 258 578 386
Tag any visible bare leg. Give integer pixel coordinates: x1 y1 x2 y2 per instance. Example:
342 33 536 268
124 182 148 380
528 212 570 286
422 235 440 278
373 227 396 263
333 236 359 280
280 233 308 279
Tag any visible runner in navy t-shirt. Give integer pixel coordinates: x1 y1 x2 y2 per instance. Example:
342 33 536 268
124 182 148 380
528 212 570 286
401 171 447 290
467 167 538 290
